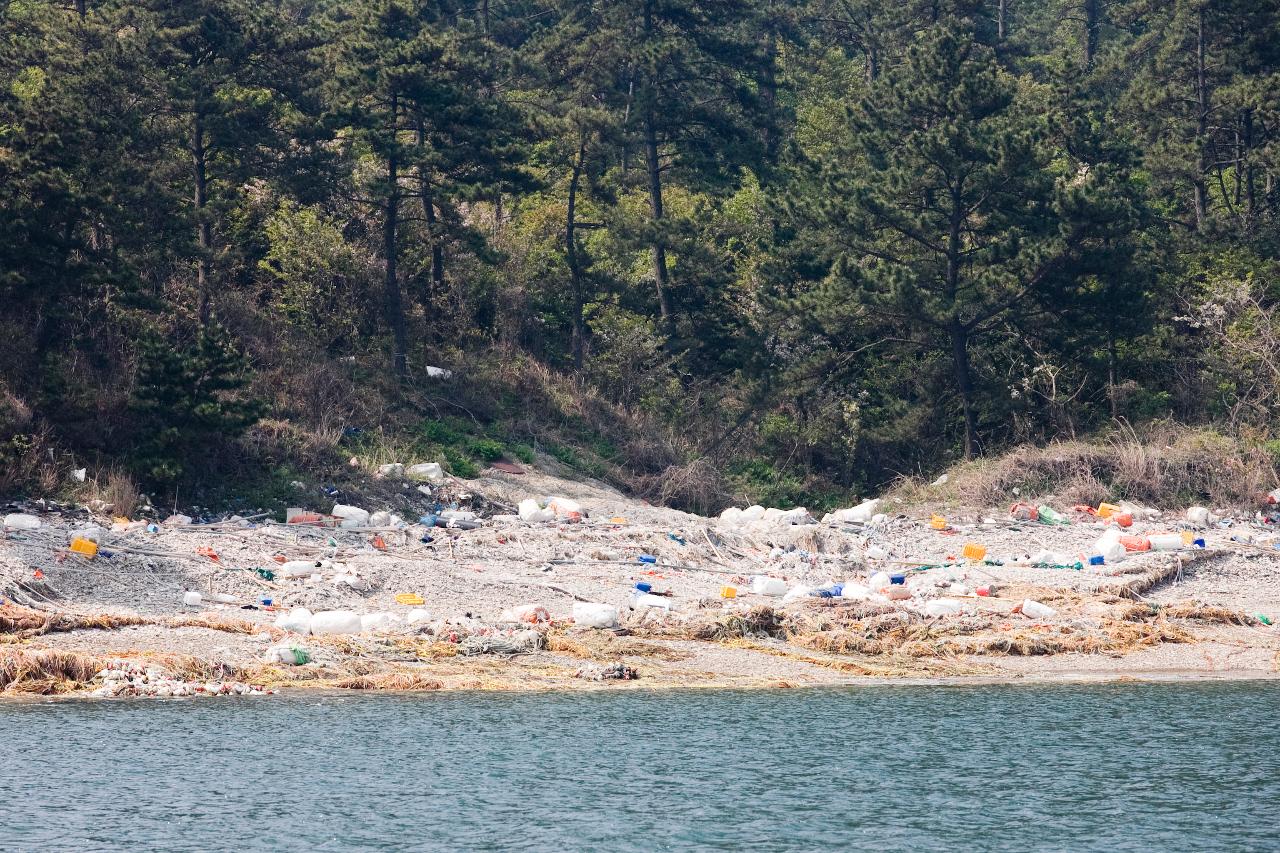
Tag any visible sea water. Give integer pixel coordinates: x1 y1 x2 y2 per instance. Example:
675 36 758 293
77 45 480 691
2 682 1277 851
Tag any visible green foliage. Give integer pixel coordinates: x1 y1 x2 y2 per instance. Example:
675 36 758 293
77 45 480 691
465 438 505 463
130 324 264 482
2 0 1279 505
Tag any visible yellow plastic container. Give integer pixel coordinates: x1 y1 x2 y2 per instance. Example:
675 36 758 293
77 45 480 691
961 543 987 561
69 537 98 558
1181 531 1195 546
1097 502 1122 519
395 593 425 606
720 586 737 599
930 515 947 530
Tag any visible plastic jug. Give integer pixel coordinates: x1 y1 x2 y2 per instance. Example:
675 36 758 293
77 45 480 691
1149 533 1183 551
1119 535 1151 552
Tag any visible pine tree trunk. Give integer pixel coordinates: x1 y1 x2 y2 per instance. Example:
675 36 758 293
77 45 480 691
644 110 674 335
1083 0 1099 68
567 136 588 370
1193 8 1209 232
997 0 1007 41
385 93 407 377
416 123 444 304
950 324 977 460
193 110 211 326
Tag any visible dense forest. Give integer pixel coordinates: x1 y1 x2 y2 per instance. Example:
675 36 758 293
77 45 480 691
2 0 1279 509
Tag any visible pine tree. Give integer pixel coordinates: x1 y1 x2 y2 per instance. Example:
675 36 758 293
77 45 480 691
790 21 1137 458
130 322 263 481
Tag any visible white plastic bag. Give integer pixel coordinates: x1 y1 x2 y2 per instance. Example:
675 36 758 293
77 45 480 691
572 602 619 628
406 462 446 484
3 513 41 530
310 610 363 635
274 607 313 634
331 504 370 528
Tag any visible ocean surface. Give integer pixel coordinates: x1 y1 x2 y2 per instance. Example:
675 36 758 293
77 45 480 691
2 682 1277 851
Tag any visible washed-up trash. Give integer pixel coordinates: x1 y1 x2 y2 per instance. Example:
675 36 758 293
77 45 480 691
264 645 311 665
574 662 638 681
867 571 891 592
749 576 787 596
1186 506 1215 526
1037 505 1068 525
1119 535 1150 552
278 560 322 578
638 554 657 564
720 586 737 598
1016 599 1058 620
72 467 87 482
499 604 551 624
206 592 237 604
425 366 453 379
3 513 41 531
406 462 446 484
823 498 880 524
71 525 105 543
69 537 98 558
924 599 966 617
1148 533 1184 551
275 607 313 634
310 610 363 635
840 582 870 601
572 602 619 628
395 593 425 606
1097 502 1123 519
883 585 912 601
332 504 370 528
961 543 986 561
782 585 813 603
286 507 336 526
405 608 432 625
360 612 400 633
630 590 674 610
182 591 203 607
164 513 193 526
930 514 947 530
376 463 405 479
931 474 949 487
1009 502 1037 521
518 498 555 523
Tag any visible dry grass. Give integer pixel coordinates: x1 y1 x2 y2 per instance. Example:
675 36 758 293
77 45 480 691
1160 601 1259 626
891 422 1279 511
0 605 151 639
329 672 444 690
547 631 693 662
0 648 103 694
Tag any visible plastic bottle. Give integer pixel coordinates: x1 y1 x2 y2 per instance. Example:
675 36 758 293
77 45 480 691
630 590 673 610
1119 535 1151 552
1019 599 1057 619
573 602 619 628
1149 533 1184 551
750 576 787 596
1037 506 1067 525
